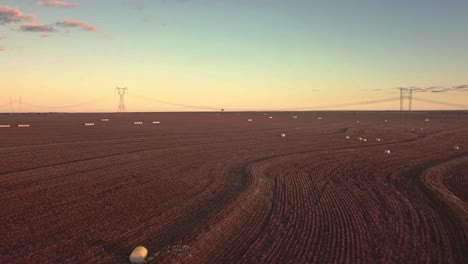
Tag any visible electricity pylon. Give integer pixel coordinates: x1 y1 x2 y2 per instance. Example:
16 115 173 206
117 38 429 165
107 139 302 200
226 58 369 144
116 87 127 113
400 87 413 111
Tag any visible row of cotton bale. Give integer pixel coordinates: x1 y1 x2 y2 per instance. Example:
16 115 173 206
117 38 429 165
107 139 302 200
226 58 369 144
83 121 161 126
135 121 161 125
0 124 30 128
345 136 382 142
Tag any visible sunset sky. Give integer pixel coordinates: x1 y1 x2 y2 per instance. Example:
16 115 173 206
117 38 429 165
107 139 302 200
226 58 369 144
1 0 468 112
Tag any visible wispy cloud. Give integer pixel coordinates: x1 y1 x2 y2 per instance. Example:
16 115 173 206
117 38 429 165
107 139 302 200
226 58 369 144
131 0 145 10
396 85 468 93
37 0 79 8
55 19 98 32
20 23 55 32
0 6 35 25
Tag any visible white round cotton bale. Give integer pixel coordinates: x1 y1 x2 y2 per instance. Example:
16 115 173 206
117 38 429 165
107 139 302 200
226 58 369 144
345 136 350 139
280 133 286 138
376 138 381 142
130 246 148 264
248 119 253 122
384 150 391 154
362 138 367 142
454 146 460 150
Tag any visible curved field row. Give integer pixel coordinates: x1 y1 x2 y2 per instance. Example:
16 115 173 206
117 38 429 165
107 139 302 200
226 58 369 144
1 112 467 263
443 163 468 202
157 124 468 263
417 156 468 262
0 143 251 263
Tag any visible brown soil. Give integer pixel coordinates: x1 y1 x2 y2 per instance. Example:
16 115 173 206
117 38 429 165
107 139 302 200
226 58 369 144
0 111 467 263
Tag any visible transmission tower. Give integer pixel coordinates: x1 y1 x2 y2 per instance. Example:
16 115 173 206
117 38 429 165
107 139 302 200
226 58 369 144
9 96 13 113
116 87 127 113
400 87 413 111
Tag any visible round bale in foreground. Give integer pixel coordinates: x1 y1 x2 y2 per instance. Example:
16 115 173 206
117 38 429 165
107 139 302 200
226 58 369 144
130 246 148 264
454 146 460 150
280 133 286 138
384 150 391 154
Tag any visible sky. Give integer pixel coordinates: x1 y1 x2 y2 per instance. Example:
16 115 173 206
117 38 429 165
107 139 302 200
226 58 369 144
1 0 468 112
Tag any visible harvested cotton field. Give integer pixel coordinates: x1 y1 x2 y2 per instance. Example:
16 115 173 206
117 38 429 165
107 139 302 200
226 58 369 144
0 111 467 263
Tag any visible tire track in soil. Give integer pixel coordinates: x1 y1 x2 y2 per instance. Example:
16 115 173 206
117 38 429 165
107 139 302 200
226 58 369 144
2 114 465 263
402 154 468 263
202 127 464 259
146 126 461 263
140 161 250 262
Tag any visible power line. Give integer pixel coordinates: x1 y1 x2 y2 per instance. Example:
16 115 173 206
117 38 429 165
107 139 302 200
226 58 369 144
276 97 401 111
414 98 468 109
4 92 466 112
21 97 105 109
131 94 222 111
131 94 401 112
